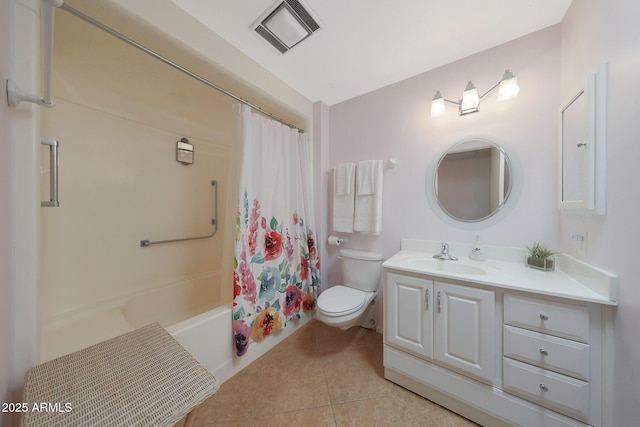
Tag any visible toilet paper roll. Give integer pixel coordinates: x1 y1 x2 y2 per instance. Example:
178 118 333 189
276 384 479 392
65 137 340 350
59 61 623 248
328 236 344 246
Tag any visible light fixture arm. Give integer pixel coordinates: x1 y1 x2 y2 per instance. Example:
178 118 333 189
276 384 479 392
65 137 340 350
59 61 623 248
443 98 462 106
479 81 501 100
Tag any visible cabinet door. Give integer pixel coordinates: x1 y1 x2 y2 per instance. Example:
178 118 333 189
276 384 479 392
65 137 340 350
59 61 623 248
434 282 495 383
385 273 433 360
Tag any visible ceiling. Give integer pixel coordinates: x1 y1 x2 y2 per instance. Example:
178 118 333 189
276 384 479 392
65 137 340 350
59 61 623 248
169 0 572 106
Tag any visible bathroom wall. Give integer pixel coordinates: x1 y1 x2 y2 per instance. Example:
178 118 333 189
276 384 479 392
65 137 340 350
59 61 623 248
7 0 42 412
1 0 15 423
39 10 237 324
560 0 640 424
327 25 562 285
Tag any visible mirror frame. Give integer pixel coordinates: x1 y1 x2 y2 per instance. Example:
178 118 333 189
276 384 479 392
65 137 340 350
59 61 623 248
558 63 607 215
426 137 521 230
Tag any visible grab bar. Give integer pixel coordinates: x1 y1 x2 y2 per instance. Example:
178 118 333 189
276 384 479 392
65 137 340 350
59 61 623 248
41 138 59 207
140 180 218 247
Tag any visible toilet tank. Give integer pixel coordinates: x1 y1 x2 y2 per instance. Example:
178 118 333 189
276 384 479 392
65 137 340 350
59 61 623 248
340 249 383 292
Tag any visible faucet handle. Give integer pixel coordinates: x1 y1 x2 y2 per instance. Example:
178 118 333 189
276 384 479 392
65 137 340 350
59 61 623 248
441 243 449 252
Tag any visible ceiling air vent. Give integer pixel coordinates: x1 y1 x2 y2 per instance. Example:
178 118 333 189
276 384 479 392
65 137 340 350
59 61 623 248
253 0 323 54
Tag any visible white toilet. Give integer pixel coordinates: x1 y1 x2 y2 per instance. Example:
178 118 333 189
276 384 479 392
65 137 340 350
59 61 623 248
315 249 383 330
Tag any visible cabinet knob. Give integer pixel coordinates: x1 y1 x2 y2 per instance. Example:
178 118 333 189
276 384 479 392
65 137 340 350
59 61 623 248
539 313 549 321
539 383 549 392
539 348 549 356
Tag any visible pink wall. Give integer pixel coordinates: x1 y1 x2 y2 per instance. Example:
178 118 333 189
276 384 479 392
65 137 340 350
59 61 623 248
560 0 640 424
326 25 561 286
0 0 15 425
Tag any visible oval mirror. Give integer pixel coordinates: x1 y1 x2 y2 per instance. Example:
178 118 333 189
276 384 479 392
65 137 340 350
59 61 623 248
433 138 512 222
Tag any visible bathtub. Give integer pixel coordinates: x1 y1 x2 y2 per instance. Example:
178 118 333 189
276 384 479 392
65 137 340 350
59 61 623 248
39 272 234 382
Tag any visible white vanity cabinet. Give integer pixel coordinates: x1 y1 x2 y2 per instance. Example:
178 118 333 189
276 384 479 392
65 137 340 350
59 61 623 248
383 268 612 427
384 273 434 360
384 272 495 384
502 294 599 423
434 282 495 384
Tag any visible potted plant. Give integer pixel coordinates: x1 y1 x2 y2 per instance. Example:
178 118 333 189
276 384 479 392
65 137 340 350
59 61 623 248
525 242 556 271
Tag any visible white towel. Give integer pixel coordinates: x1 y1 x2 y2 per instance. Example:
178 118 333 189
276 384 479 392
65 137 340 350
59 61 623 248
356 160 376 195
335 162 355 196
354 160 383 234
332 163 356 233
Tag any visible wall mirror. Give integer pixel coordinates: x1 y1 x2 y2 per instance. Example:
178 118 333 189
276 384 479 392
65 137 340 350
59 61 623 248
432 138 513 223
559 63 607 215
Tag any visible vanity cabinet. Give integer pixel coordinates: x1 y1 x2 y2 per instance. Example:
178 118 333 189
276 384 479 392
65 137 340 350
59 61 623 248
434 282 495 384
383 269 610 427
502 294 594 422
385 273 495 384
385 273 433 359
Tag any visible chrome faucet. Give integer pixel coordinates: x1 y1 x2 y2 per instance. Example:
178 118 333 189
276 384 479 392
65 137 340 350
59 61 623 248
433 243 458 261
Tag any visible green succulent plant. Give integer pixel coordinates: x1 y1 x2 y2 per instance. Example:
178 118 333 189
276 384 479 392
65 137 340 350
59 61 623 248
525 242 556 259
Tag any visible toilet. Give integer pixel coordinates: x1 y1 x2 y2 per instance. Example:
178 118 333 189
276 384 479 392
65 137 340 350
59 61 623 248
315 249 383 330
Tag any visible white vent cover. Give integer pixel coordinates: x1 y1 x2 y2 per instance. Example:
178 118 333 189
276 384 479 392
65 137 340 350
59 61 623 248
253 0 322 54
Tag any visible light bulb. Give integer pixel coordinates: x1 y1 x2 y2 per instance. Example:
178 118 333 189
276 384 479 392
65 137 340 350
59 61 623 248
431 91 445 117
460 81 479 115
498 69 519 100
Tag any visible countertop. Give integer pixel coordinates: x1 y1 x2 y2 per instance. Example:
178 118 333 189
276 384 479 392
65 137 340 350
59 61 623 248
383 241 617 306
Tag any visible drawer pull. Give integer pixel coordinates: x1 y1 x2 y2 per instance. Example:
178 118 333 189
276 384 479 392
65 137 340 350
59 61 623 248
539 313 549 321
539 348 549 356
539 383 549 392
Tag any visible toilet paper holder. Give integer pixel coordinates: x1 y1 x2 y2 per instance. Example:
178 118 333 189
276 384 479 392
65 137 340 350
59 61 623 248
328 235 348 246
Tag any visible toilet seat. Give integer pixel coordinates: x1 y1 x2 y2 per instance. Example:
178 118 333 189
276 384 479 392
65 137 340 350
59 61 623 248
317 285 368 316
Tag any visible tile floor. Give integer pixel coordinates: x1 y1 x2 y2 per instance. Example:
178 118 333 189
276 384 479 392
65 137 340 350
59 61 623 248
182 320 478 426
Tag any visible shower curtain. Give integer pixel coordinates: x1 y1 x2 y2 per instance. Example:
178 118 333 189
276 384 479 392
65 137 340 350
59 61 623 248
232 104 320 356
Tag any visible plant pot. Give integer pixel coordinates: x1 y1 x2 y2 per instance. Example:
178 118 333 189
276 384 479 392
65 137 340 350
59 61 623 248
525 256 555 271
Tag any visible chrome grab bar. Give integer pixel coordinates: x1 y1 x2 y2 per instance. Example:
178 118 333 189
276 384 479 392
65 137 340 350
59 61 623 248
41 138 59 207
140 180 218 247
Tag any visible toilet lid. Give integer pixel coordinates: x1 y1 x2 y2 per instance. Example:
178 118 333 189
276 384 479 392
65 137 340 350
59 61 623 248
317 285 367 315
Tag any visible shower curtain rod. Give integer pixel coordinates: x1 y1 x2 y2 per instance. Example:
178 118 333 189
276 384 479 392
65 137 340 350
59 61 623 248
59 4 305 133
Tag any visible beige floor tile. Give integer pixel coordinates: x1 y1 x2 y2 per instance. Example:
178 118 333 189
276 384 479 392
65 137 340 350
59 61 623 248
191 320 479 426
194 405 336 427
312 321 382 354
332 395 407 426
322 344 398 403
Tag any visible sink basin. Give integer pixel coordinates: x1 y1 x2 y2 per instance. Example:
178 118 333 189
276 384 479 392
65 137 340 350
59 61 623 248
403 257 489 275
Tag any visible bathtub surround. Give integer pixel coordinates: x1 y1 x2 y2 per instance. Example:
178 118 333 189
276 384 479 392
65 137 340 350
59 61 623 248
233 104 319 356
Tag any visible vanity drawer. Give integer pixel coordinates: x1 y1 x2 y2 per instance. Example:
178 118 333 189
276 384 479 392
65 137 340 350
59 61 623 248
504 294 589 342
503 358 590 422
503 325 590 381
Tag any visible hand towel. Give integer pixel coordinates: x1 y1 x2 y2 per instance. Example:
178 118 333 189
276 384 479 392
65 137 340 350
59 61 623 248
356 160 376 195
335 162 355 196
332 163 356 233
354 160 383 234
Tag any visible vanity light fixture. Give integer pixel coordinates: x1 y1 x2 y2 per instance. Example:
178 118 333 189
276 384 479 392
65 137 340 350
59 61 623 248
431 69 519 117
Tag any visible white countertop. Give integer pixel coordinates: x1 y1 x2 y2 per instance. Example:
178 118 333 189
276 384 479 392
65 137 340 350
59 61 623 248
383 241 617 306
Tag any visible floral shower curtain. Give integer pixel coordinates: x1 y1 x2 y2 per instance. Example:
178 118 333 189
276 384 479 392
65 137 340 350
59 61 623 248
232 104 320 356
